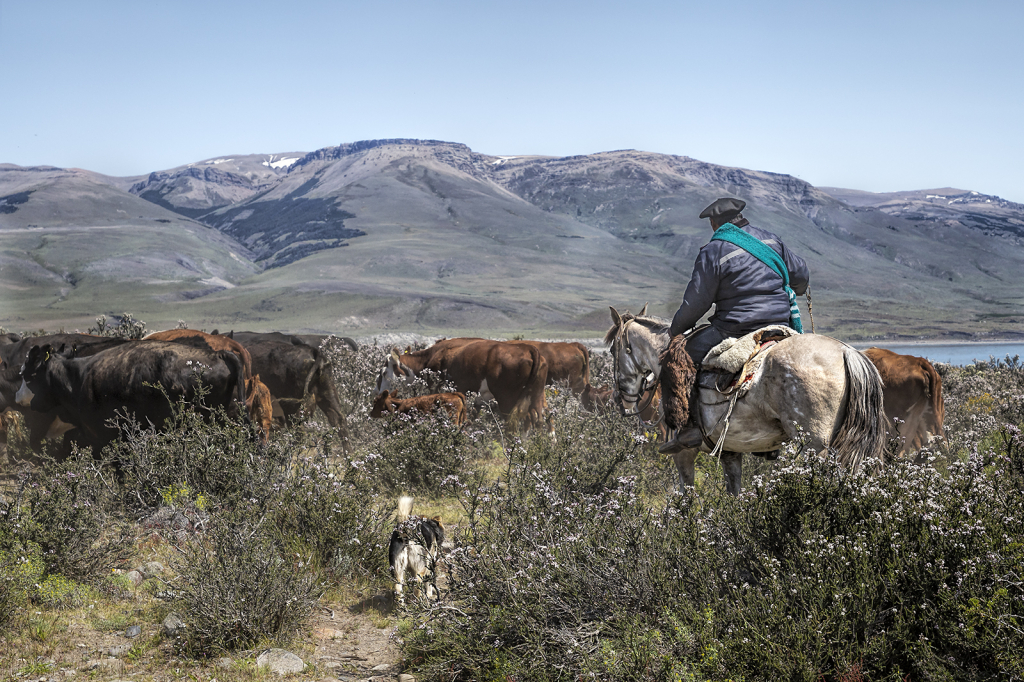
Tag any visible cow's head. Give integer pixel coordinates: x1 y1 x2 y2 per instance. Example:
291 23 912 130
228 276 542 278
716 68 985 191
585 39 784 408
17 344 61 411
375 348 416 396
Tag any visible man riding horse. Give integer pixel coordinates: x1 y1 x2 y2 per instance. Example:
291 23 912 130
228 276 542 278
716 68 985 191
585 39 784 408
659 197 810 454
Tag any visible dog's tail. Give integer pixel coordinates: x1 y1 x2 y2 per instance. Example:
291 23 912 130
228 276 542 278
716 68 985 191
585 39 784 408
397 495 414 523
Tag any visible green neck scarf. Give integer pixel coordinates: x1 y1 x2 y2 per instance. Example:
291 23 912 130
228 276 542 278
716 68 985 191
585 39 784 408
711 223 803 333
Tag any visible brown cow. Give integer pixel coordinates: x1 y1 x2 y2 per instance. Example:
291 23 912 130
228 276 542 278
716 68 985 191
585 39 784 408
864 347 945 458
376 339 547 431
513 341 591 394
145 329 254 380
428 338 591 395
245 374 274 443
370 390 468 427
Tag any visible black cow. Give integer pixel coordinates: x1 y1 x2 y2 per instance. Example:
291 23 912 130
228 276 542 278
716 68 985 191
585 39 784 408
228 332 349 440
1 334 130 449
17 340 246 454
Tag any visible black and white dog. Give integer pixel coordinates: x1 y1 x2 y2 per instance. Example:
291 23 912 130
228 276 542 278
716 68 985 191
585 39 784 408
389 496 445 603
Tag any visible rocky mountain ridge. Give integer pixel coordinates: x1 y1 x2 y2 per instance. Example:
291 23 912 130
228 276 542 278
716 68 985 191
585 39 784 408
2 140 1022 339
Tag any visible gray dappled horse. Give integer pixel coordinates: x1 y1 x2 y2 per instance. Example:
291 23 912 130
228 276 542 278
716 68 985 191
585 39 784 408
606 307 887 494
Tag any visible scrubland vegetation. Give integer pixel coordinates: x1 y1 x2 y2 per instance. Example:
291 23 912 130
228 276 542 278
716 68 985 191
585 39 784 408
2 329 1023 681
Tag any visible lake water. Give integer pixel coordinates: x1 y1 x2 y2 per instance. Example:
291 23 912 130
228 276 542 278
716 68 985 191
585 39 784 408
851 342 1024 366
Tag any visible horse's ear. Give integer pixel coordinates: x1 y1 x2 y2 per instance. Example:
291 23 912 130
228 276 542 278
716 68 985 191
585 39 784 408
638 302 648 317
609 306 622 328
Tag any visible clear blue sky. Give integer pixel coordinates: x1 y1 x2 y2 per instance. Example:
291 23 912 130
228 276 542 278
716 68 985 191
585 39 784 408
2 0 1022 202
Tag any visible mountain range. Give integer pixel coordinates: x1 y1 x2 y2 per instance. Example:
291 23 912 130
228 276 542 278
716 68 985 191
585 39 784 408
2 139 1022 341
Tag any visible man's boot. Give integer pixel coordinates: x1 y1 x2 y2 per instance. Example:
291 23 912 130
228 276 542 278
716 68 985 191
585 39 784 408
658 425 704 454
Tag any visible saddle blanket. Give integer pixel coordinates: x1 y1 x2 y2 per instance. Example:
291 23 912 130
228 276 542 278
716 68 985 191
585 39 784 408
700 325 798 396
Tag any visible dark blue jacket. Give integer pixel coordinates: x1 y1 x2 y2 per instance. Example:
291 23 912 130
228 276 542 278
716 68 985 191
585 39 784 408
669 223 809 337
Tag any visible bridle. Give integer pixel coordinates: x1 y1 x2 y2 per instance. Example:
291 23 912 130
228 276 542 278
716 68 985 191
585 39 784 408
611 317 660 420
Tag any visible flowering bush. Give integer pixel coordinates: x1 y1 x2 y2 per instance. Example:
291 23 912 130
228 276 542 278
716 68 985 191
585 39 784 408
404 443 1024 680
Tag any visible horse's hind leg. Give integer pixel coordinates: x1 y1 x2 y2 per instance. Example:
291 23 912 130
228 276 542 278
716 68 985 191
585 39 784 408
721 451 743 495
673 448 697 491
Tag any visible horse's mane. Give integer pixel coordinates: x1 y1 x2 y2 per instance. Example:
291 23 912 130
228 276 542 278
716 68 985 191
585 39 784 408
604 313 671 346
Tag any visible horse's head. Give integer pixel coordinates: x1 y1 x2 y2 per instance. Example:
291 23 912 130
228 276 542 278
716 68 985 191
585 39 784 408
375 347 417 397
606 306 667 416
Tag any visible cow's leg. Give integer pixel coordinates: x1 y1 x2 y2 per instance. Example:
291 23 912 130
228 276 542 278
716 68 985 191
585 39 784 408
673 448 697 491
721 451 743 495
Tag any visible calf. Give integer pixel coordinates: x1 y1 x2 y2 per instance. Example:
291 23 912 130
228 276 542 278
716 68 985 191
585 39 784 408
229 332 348 441
376 340 547 432
580 383 614 412
371 390 468 427
245 374 274 443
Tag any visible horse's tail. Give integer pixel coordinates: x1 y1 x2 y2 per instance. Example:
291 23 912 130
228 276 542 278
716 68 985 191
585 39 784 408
831 347 887 471
925 360 946 441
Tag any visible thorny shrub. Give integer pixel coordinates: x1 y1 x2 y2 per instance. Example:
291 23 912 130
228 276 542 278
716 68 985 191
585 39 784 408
89 312 148 339
166 511 323 656
106 392 294 514
0 454 134 582
524 383 672 497
350 407 479 497
404 442 1024 681
938 354 1024 459
271 455 393 581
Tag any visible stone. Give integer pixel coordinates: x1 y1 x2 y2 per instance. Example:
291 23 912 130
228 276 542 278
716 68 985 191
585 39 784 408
142 561 166 578
124 570 145 587
105 644 132 657
314 627 346 640
256 648 304 675
398 675 417 682
162 613 185 637
125 625 141 638
82 658 122 674
371 664 392 672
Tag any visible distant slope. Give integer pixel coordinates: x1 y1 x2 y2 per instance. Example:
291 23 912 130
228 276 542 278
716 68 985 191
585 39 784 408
820 186 1024 239
0 164 259 331
3 142 1023 340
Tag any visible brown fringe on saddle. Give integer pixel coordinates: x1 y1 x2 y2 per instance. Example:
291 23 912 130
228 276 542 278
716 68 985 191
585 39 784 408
658 334 697 432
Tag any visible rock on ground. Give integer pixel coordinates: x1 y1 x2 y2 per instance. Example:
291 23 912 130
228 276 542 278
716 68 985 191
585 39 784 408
256 648 305 675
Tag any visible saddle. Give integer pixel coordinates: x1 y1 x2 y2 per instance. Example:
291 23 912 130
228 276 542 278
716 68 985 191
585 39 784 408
660 325 797 432
698 325 797 398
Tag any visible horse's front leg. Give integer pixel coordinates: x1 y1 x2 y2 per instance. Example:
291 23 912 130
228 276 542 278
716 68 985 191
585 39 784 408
720 451 743 495
673 448 697 491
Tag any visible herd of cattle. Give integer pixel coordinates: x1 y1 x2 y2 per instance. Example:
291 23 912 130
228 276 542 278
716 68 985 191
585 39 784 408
0 329 354 456
0 325 945 461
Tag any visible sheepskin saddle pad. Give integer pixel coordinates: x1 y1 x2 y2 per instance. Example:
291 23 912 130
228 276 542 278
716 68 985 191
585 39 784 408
700 325 799 395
